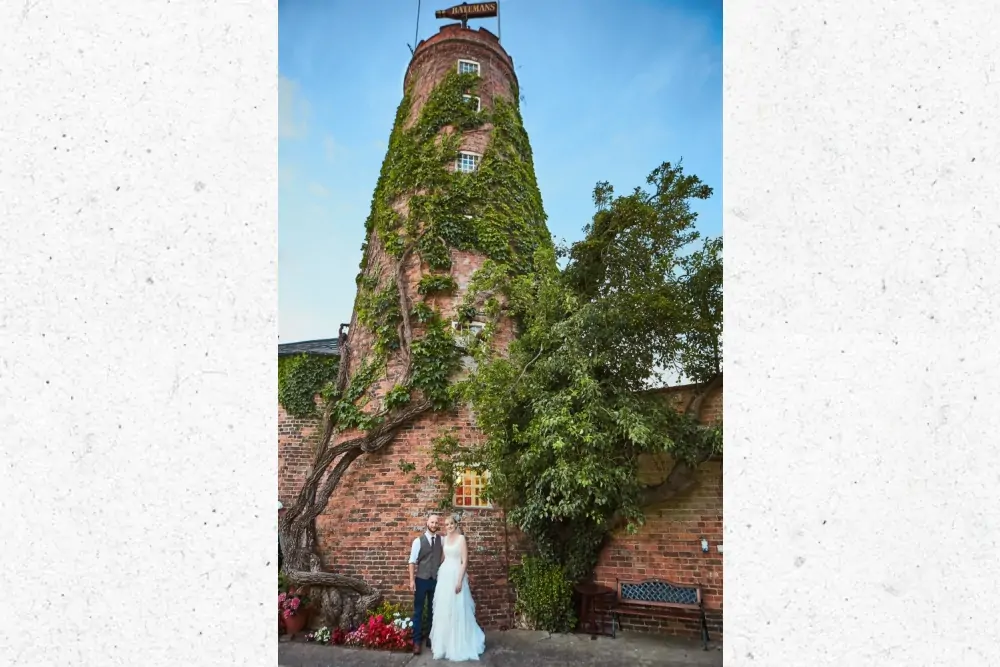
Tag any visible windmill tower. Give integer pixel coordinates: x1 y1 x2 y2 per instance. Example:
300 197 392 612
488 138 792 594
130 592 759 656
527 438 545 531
318 20 550 626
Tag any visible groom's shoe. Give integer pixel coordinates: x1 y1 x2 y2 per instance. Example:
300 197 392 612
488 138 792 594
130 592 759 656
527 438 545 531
412 641 422 655
426 638 432 648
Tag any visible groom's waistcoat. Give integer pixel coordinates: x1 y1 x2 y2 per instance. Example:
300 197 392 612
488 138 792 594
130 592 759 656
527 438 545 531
415 534 443 580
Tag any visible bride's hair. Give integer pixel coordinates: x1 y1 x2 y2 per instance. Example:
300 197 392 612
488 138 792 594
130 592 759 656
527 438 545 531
448 513 464 535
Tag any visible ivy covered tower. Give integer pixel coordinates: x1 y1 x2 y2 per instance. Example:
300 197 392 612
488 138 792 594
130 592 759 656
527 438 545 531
316 23 550 627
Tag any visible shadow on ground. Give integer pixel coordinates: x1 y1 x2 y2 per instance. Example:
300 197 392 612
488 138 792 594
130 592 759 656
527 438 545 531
279 630 722 667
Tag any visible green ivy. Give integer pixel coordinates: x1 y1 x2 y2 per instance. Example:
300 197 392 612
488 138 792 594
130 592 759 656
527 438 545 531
356 282 402 357
361 69 549 278
384 384 412 411
429 432 460 502
417 274 458 296
338 67 548 436
409 315 461 409
510 556 577 633
278 354 339 418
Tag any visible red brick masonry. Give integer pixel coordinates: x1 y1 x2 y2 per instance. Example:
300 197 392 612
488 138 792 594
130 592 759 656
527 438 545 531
278 381 723 640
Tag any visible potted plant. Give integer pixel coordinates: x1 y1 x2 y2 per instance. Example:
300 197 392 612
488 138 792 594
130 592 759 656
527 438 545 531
279 591 310 638
278 572 289 635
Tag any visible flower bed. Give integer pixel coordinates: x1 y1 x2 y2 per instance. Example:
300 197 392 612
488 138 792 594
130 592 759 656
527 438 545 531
305 603 414 652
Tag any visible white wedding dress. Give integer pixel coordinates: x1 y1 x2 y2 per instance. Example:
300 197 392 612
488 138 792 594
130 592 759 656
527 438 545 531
429 536 486 661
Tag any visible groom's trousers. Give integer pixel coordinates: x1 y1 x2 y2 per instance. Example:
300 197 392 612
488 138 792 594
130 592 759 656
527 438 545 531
412 576 437 643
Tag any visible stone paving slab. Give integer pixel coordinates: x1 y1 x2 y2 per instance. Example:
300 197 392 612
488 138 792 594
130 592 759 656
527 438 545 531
279 630 722 667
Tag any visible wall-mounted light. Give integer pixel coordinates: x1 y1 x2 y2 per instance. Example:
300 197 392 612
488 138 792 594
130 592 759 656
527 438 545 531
700 538 709 553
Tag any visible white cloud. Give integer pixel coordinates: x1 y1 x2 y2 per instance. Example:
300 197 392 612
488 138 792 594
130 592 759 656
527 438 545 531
323 135 337 162
307 182 330 198
279 75 311 139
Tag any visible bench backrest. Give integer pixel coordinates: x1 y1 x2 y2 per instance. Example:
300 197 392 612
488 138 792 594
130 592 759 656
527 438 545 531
616 578 702 607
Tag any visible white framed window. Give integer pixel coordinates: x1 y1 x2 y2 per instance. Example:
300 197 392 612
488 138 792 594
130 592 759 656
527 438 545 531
451 320 485 350
456 151 480 173
462 94 481 112
454 468 491 508
458 59 480 75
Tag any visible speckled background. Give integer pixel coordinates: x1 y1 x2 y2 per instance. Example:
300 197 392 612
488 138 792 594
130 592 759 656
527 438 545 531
1 1 276 665
725 1 1000 665
4 0 1000 665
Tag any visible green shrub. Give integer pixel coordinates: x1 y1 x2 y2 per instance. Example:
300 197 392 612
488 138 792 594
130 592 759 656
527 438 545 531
509 556 577 633
368 598 412 620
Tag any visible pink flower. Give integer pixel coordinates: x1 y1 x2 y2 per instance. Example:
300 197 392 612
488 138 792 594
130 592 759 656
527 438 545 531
291 598 300 609
278 593 287 603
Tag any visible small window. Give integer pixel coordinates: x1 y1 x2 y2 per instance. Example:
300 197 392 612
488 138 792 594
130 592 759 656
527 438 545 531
462 95 481 112
451 320 485 350
456 152 480 173
458 59 480 76
454 469 490 508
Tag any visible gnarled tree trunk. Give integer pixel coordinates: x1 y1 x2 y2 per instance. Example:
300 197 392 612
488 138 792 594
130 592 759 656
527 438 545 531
279 271 434 630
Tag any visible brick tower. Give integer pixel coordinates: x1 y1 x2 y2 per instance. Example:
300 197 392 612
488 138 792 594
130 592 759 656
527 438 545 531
312 23 548 628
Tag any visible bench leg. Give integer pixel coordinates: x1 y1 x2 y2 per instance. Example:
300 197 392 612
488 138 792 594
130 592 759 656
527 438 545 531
699 606 709 650
611 612 617 639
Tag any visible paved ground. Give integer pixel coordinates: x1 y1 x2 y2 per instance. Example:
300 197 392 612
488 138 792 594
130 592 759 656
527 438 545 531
278 630 722 667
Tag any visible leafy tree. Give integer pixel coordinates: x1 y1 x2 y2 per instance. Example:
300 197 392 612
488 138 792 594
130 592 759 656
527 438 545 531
464 161 723 582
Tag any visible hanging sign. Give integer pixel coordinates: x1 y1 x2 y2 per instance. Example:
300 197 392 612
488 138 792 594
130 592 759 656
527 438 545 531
435 2 499 21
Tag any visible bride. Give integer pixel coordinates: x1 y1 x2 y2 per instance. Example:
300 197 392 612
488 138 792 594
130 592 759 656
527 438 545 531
429 514 486 661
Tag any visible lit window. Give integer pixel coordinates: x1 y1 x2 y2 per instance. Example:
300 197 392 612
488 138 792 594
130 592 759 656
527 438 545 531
462 95 481 112
458 59 480 75
456 152 480 173
454 469 490 508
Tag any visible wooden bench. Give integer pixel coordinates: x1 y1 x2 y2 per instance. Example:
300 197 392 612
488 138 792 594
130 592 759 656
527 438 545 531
605 578 710 650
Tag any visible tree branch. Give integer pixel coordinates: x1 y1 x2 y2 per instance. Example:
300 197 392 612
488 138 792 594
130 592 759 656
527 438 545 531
395 246 415 364
638 459 699 508
683 371 722 420
508 346 544 396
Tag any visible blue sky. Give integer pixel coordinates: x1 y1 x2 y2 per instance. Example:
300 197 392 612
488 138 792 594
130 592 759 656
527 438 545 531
279 0 722 343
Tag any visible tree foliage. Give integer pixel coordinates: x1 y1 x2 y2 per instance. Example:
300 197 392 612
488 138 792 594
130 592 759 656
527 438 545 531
463 162 723 582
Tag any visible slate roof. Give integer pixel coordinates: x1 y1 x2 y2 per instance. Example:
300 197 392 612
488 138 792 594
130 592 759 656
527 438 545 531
278 338 340 357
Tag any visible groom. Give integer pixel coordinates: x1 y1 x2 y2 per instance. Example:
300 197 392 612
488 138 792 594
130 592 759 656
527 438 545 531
407 513 443 655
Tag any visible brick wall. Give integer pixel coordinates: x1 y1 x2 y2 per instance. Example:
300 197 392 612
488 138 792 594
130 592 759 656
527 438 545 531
311 406 526 630
278 405 320 508
278 379 724 639
593 381 724 641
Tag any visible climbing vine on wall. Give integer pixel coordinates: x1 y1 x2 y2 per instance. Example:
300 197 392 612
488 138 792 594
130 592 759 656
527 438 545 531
279 64 551 629
277 354 339 418
348 68 552 420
